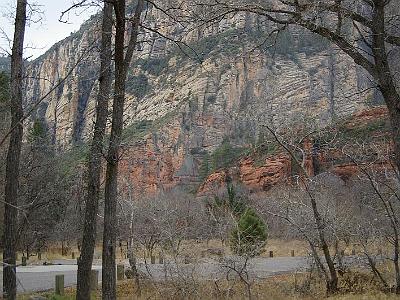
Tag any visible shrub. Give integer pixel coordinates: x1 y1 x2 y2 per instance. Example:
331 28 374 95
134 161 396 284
230 208 268 256
253 142 280 167
59 144 88 175
198 140 248 181
175 29 242 63
249 28 329 57
211 183 247 216
28 119 47 140
226 183 247 216
298 31 330 54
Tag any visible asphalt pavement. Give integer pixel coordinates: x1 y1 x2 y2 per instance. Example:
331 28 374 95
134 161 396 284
0 256 309 295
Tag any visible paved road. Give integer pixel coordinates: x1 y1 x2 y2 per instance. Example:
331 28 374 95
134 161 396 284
0 265 103 294
0 257 308 294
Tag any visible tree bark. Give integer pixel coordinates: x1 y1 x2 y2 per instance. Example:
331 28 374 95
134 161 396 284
3 1 27 299
302 180 338 294
309 193 338 294
370 0 400 175
370 3 400 292
102 0 143 297
76 2 113 299
102 0 126 298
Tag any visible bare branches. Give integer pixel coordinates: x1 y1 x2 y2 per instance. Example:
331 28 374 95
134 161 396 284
26 2 44 25
59 0 100 24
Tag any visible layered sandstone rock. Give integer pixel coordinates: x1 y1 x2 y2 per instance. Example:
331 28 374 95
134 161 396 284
238 155 291 191
23 3 377 195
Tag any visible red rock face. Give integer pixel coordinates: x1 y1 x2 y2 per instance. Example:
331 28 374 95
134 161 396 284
118 144 180 196
331 164 360 182
197 170 229 196
332 161 393 182
239 155 291 191
197 107 392 195
345 107 388 128
117 107 391 197
117 124 187 197
197 154 291 196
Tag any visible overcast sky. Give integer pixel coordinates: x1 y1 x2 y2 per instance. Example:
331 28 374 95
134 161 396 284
0 0 99 60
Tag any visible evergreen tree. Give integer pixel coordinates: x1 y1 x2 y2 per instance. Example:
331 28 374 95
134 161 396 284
230 208 268 256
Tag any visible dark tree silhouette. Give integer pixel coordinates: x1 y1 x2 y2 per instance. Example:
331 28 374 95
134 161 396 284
3 0 27 299
76 2 113 299
102 0 144 298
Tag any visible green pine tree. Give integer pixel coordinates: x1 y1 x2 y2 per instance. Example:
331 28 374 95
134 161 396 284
231 208 268 256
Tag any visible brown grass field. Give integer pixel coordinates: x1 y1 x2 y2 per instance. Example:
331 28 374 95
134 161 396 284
18 272 400 300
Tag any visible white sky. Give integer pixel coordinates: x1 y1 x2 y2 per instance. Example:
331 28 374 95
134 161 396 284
0 0 99 60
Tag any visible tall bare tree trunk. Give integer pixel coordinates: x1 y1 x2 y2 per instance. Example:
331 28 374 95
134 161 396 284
76 2 113 299
102 1 126 298
102 0 143 298
309 193 338 294
3 1 27 299
370 3 400 293
371 0 400 176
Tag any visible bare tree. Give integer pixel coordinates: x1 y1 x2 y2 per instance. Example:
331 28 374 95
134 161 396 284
342 141 400 293
102 0 144 298
3 0 27 299
243 124 346 294
0 71 10 241
76 1 113 299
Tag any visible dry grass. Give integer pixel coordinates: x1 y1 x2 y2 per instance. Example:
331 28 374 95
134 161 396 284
18 272 400 300
126 239 310 261
129 239 388 260
180 239 310 258
25 239 391 264
115 272 400 300
260 239 309 257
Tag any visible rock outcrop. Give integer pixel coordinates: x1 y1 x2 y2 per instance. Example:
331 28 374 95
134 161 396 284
22 3 380 195
197 106 391 195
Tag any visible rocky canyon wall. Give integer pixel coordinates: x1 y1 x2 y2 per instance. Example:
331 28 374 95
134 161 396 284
22 3 376 195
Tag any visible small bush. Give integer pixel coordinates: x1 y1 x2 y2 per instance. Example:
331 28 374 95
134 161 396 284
212 183 247 216
199 153 210 180
230 208 268 256
339 271 385 294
